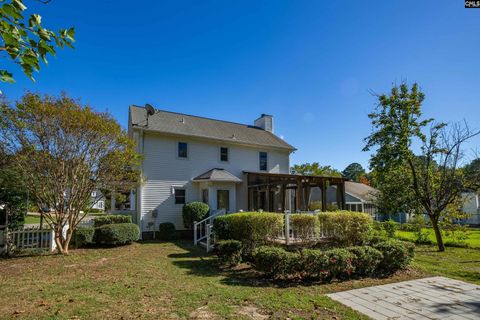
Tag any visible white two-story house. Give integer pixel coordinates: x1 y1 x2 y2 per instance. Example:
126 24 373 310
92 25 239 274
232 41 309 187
128 105 300 234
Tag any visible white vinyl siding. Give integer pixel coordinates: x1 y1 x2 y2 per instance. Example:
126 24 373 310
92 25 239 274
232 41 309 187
139 132 289 230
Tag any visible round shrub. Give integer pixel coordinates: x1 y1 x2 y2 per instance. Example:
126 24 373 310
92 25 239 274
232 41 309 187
252 246 298 279
347 246 383 277
290 214 319 242
72 227 94 248
182 202 209 229
323 248 355 280
94 214 132 227
373 239 415 274
214 240 243 266
318 211 372 246
159 222 176 241
300 249 330 280
213 212 283 255
94 223 140 246
382 220 398 238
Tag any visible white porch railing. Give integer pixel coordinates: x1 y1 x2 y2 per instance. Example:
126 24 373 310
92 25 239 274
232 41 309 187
193 209 226 252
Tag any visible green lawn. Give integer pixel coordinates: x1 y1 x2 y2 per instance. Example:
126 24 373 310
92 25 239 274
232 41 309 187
0 241 424 320
24 214 41 224
1 241 478 319
396 228 480 248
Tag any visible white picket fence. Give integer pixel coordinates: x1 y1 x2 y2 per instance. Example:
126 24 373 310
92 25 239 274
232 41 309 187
1 225 69 253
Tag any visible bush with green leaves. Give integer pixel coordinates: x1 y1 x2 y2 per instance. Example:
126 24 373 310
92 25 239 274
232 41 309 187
213 212 283 254
290 214 318 241
93 214 131 227
372 239 415 274
72 227 95 248
347 246 383 277
252 246 298 278
300 249 329 280
398 223 417 232
323 248 355 280
318 211 373 246
159 222 176 241
308 201 323 211
382 220 398 238
94 223 140 246
182 202 209 229
214 240 243 266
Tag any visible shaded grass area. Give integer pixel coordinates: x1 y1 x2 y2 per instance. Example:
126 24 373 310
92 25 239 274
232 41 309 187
24 214 41 224
412 245 480 284
0 241 427 320
396 228 480 248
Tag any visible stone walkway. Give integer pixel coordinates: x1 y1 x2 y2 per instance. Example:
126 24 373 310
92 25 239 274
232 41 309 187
327 276 480 320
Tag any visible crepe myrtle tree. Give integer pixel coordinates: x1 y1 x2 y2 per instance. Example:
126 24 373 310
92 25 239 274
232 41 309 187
0 92 141 254
0 0 74 83
364 82 479 251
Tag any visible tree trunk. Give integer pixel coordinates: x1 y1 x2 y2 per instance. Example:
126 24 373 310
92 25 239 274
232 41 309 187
62 227 73 255
429 215 445 252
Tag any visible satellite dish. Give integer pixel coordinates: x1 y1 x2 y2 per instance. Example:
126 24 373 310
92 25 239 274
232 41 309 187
145 103 155 116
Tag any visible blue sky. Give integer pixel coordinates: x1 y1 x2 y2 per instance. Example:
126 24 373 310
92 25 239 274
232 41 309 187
2 0 479 171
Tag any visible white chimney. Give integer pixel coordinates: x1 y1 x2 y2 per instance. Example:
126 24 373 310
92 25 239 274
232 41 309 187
254 114 273 133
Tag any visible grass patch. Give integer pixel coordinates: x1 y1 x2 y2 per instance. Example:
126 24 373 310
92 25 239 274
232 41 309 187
24 214 41 224
0 241 428 320
396 228 480 248
412 245 480 284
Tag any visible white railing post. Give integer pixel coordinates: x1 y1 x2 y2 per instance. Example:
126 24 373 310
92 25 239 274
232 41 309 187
50 229 56 252
284 210 290 246
206 224 211 252
193 221 198 245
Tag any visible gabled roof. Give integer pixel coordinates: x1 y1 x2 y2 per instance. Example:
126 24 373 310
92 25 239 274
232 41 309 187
193 168 242 183
129 106 295 151
345 181 378 202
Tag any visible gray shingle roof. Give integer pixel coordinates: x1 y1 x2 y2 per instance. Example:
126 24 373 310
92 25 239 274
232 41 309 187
193 168 242 183
345 181 378 202
129 106 295 151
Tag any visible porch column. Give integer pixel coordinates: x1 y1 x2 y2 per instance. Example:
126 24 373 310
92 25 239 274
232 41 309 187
265 185 270 212
281 183 286 212
321 180 327 212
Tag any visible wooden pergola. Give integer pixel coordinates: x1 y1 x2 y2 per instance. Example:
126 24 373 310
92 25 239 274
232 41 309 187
244 171 346 212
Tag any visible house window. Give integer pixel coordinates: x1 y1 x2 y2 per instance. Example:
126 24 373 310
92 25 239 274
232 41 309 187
220 147 229 162
259 152 268 171
178 142 188 158
174 188 186 204
202 189 209 204
91 191 97 197
217 190 230 212
97 201 104 209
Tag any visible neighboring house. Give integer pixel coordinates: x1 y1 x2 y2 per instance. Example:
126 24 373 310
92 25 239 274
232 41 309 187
128 105 347 236
460 192 480 226
90 190 105 211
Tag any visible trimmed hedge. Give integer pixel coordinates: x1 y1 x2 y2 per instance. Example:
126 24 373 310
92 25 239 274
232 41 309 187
72 227 95 248
372 239 415 274
93 214 131 227
159 222 176 241
251 241 414 280
318 211 372 246
290 214 318 241
94 223 140 246
252 246 298 278
347 246 383 277
214 240 243 266
182 202 209 229
213 212 283 253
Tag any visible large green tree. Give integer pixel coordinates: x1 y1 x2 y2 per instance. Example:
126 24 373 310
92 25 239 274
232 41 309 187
0 0 74 83
0 93 141 254
364 83 478 251
291 162 342 177
464 158 480 192
0 153 27 229
342 162 366 182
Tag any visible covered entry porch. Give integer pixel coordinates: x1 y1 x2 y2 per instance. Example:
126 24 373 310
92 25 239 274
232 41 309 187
244 171 346 212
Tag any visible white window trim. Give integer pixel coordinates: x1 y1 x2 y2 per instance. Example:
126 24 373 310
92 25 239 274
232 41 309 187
219 146 229 163
173 187 186 205
176 142 189 160
259 151 268 171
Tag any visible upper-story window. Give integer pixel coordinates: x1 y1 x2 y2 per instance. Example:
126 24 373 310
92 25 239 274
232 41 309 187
174 188 186 204
259 152 268 171
178 142 188 158
220 147 229 162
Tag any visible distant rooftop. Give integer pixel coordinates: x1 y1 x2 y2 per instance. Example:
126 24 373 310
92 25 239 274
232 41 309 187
129 105 296 151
